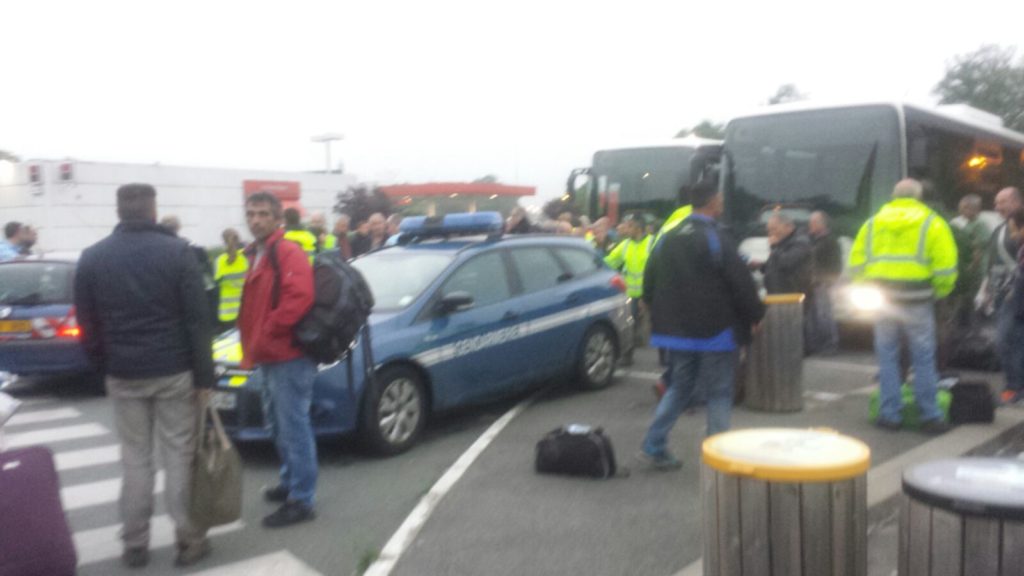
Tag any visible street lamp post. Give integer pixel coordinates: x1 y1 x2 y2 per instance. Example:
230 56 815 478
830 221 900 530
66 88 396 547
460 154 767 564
311 133 344 173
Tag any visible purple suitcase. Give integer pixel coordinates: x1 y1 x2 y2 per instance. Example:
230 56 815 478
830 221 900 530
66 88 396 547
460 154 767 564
0 446 77 576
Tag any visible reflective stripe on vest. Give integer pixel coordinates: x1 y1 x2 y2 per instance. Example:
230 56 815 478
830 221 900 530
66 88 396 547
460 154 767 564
215 253 248 322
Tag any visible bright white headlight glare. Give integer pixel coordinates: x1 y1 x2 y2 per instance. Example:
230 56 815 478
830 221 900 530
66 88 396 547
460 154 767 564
849 286 885 312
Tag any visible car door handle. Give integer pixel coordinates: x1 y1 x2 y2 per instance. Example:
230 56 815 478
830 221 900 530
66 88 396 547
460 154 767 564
501 310 520 322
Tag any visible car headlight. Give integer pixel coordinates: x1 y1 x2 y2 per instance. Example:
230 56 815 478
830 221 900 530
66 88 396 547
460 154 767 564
849 285 885 312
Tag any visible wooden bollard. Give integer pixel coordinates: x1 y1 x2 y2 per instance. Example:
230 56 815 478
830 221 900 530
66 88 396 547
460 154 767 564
702 428 870 576
900 458 1024 576
743 294 805 412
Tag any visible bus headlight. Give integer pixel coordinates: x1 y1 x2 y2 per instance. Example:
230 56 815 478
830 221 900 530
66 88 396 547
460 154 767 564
849 285 885 312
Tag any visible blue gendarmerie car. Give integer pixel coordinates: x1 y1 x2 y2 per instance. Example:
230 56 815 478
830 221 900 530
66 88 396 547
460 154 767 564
211 212 633 455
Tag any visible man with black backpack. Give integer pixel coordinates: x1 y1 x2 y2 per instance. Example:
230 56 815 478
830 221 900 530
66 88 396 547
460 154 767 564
238 192 318 528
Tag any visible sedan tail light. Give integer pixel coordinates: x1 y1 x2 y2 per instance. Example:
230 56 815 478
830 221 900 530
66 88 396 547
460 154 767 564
30 308 81 340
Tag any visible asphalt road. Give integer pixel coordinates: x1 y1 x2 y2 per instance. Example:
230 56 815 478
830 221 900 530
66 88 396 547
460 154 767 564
3 339 1012 576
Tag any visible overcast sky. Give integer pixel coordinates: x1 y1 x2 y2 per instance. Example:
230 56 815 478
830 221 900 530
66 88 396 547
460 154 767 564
2 0 1022 203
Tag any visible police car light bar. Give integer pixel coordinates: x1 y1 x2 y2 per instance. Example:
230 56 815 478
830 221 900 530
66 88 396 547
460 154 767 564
398 212 504 240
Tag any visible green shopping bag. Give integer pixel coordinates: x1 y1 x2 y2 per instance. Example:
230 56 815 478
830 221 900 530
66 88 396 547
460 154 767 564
190 401 243 528
868 383 952 429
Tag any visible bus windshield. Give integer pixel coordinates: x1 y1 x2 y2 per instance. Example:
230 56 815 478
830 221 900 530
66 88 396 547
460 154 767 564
591 146 695 220
722 105 901 239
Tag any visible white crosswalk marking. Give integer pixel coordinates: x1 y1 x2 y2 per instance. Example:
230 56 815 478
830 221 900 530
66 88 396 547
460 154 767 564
190 550 324 575
62 471 165 511
6 407 81 427
74 515 245 566
54 444 121 471
5 422 108 448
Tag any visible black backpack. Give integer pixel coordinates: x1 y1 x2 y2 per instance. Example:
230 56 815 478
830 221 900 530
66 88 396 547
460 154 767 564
535 425 620 479
268 243 375 366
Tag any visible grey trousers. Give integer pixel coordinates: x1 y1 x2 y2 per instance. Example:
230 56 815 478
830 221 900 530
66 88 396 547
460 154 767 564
107 371 205 549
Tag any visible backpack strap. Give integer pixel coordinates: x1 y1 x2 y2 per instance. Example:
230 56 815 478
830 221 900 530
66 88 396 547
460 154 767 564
267 238 282 310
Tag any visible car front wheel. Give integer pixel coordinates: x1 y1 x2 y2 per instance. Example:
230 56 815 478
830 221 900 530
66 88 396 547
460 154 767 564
360 366 427 456
576 324 617 390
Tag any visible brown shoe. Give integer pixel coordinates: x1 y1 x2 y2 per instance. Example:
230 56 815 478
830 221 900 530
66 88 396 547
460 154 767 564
174 539 211 567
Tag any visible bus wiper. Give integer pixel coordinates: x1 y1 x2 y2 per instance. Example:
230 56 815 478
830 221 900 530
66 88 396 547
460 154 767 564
4 292 42 305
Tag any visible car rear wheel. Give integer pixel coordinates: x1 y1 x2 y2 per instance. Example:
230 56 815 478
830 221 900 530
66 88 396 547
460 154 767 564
576 324 617 390
360 366 427 456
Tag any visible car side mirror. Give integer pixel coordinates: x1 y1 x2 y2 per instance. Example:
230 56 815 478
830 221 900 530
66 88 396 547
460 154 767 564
438 291 474 314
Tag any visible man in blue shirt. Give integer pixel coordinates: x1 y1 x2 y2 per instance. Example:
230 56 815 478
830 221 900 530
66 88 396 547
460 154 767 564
0 222 25 262
638 182 765 470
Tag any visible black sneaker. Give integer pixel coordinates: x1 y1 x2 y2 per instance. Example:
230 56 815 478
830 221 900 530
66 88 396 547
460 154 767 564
874 419 901 432
919 419 950 435
262 501 316 528
263 484 289 504
121 547 149 569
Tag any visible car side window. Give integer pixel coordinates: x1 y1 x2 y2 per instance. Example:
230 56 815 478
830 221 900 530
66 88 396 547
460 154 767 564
440 252 511 309
554 248 601 279
509 248 564 294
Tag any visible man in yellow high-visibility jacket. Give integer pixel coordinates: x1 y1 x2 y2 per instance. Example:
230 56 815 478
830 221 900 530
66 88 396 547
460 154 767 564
605 213 653 366
283 208 317 264
214 228 248 332
848 178 958 435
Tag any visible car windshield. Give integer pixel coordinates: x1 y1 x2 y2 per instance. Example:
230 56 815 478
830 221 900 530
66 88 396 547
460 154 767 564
351 251 454 311
0 262 75 305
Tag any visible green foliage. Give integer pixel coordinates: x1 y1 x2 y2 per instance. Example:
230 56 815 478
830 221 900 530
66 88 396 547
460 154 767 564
335 185 393 224
767 83 806 105
0 150 19 162
676 119 726 140
934 44 1024 132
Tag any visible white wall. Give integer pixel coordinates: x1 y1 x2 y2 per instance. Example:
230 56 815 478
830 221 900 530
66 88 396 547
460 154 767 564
0 160 356 252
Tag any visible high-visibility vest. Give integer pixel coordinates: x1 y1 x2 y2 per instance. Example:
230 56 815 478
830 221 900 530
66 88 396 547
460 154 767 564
284 229 318 263
320 233 337 252
848 198 958 299
214 252 249 322
653 205 693 250
604 235 653 297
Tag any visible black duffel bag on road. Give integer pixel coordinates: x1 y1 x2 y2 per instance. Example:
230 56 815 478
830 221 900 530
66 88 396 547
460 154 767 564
535 425 624 479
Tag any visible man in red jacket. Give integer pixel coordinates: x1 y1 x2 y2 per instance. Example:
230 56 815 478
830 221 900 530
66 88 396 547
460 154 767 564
238 192 317 528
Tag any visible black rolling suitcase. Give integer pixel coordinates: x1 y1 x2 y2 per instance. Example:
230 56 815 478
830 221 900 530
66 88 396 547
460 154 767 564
949 380 996 425
0 446 78 576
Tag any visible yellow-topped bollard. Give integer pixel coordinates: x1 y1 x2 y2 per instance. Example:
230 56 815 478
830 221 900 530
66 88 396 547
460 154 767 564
743 293 805 412
701 428 871 576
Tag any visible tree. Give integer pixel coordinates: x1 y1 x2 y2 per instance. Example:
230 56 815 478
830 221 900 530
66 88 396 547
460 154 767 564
767 83 806 105
934 45 1024 132
543 196 576 222
0 150 19 162
473 174 499 184
675 120 726 139
334 184 392 224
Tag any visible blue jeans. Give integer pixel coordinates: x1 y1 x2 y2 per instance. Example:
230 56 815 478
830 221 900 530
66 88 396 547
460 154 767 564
257 357 318 506
874 300 942 423
997 296 1024 393
642 349 736 457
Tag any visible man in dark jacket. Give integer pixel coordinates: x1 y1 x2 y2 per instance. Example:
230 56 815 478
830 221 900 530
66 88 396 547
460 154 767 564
74 184 214 568
638 182 764 470
238 192 317 528
761 212 813 295
807 211 842 355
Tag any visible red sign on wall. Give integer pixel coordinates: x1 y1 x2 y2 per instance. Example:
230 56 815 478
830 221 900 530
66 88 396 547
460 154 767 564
242 180 303 213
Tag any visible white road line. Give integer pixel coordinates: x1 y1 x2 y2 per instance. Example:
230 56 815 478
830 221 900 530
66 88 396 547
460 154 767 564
190 550 323 576
5 407 81 427
5 422 108 448
364 394 536 576
62 472 165 511
617 369 662 381
671 407 1024 576
13 397 57 407
75 515 244 566
55 444 121 471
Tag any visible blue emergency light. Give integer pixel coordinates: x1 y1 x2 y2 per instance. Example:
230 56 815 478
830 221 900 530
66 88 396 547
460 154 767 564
398 212 504 241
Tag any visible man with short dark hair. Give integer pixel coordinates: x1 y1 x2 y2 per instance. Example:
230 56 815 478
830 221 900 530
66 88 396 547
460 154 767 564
74 183 214 568
0 221 24 261
983 187 1024 402
639 182 764 470
807 211 841 355
238 192 318 528
283 208 317 263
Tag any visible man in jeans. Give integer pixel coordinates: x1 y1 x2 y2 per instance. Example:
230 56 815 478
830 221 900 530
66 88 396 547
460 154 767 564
74 183 214 568
639 182 764 469
238 192 317 527
848 179 958 434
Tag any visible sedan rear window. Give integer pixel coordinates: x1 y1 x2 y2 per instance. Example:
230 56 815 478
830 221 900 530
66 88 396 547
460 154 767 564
352 251 454 310
0 262 75 305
